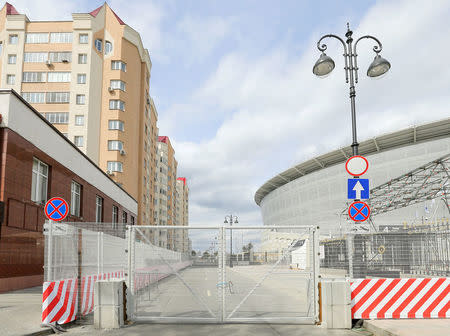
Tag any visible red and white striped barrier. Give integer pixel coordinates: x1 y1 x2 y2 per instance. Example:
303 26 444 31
42 278 78 324
80 271 125 315
351 278 450 319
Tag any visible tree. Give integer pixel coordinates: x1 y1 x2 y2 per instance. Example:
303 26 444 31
191 250 196 257
202 251 210 259
242 242 254 252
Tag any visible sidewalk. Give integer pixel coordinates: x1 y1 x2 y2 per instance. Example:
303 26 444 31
0 286 48 336
364 319 450 336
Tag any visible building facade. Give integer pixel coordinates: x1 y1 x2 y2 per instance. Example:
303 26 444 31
176 177 190 253
0 89 137 292
255 118 450 235
0 3 155 225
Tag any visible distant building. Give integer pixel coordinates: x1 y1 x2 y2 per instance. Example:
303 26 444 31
0 2 157 226
260 230 303 253
0 89 137 292
176 177 189 253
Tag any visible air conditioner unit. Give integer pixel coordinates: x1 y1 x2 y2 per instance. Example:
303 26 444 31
146 97 150 104
108 87 114 92
119 149 126 156
46 60 52 66
106 170 115 176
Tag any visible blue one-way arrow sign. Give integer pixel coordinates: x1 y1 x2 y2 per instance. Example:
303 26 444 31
348 179 369 199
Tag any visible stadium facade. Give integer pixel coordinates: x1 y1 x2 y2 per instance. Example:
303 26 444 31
255 118 450 234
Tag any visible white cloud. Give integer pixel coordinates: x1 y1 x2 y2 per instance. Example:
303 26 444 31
162 0 450 229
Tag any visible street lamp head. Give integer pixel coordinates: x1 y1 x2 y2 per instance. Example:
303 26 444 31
367 54 391 78
234 219 238 224
313 52 335 77
224 219 228 224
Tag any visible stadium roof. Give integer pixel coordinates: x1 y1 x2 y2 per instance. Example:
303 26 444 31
255 118 450 206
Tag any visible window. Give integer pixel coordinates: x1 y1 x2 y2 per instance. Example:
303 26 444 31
108 140 124 151
95 196 103 223
76 94 86 105
50 32 72 43
105 41 112 54
25 33 49 44
74 136 84 147
49 52 71 63
79 34 88 44
22 92 45 103
108 120 124 131
112 205 118 228
24 52 48 63
111 60 126 71
75 115 84 126
7 74 15 85
46 92 70 103
110 80 125 91
107 161 123 172
78 54 87 64
9 35 18 44
122 211 127 224
47 72 71 82
109 100 125 111
44 112 68 124
22 72 46 82
70 181 81 217
95 39 102 52
31 158 48 204
131 216 135 225
77 74 86 84
8 54 16 64
0 42 2 54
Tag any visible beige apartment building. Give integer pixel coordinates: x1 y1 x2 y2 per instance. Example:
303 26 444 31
0 3 158 225
176 177 190 253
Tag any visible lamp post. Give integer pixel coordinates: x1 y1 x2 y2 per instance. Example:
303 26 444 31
313 23 391 155
224 214 238 268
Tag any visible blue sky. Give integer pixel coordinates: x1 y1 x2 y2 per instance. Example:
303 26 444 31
11 1 450 249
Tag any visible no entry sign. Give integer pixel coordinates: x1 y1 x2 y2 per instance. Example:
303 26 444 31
45 197 69 221
348 201 371 222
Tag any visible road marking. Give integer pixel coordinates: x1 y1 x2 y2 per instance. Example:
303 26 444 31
207 290 211 297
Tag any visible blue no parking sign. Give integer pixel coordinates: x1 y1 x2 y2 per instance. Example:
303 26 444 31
348 201 370 222
44 197 69 221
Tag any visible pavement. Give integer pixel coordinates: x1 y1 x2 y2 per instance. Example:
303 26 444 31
0 285 47 336
363 319 450 336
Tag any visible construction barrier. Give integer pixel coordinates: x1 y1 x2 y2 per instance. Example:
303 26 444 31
134 261 192 291
41 278 78 324
351 278 450 319
81 271 125 315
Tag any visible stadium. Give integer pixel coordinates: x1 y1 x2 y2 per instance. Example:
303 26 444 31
255 118 450 234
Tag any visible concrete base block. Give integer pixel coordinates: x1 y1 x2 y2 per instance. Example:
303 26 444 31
321 279 351 329
94 280 124 329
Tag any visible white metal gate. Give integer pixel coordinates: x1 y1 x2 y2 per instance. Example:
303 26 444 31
128 225 319 324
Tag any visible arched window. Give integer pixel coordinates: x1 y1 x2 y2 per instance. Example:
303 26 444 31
95 39 102 52
105 41 112 54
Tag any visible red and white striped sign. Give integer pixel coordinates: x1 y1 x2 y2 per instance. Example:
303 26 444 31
42 278 78 324
351 278 450 319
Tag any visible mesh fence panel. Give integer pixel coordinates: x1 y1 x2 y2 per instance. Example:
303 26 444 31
320 223 450 279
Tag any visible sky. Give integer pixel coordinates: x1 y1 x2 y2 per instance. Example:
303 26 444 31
9 0 450 250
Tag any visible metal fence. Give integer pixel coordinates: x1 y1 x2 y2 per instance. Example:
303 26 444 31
43 221 190 324
320 223 450 279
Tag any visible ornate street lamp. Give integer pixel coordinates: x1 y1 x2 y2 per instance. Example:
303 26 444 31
313 23 391 155
224 214 238 267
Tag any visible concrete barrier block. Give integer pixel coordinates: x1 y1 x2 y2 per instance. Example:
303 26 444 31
94 280 124 329
321 280 351 329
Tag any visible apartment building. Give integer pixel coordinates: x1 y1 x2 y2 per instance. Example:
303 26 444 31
176 177 190 253
0 3 157 225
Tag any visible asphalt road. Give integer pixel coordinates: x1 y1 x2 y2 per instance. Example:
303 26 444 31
134 265 314 321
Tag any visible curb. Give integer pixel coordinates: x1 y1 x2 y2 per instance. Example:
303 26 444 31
24 321 79 336
363 320 397 336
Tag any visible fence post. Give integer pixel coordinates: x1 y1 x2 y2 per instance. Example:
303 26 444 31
47 220 53 281
97 232 101 276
